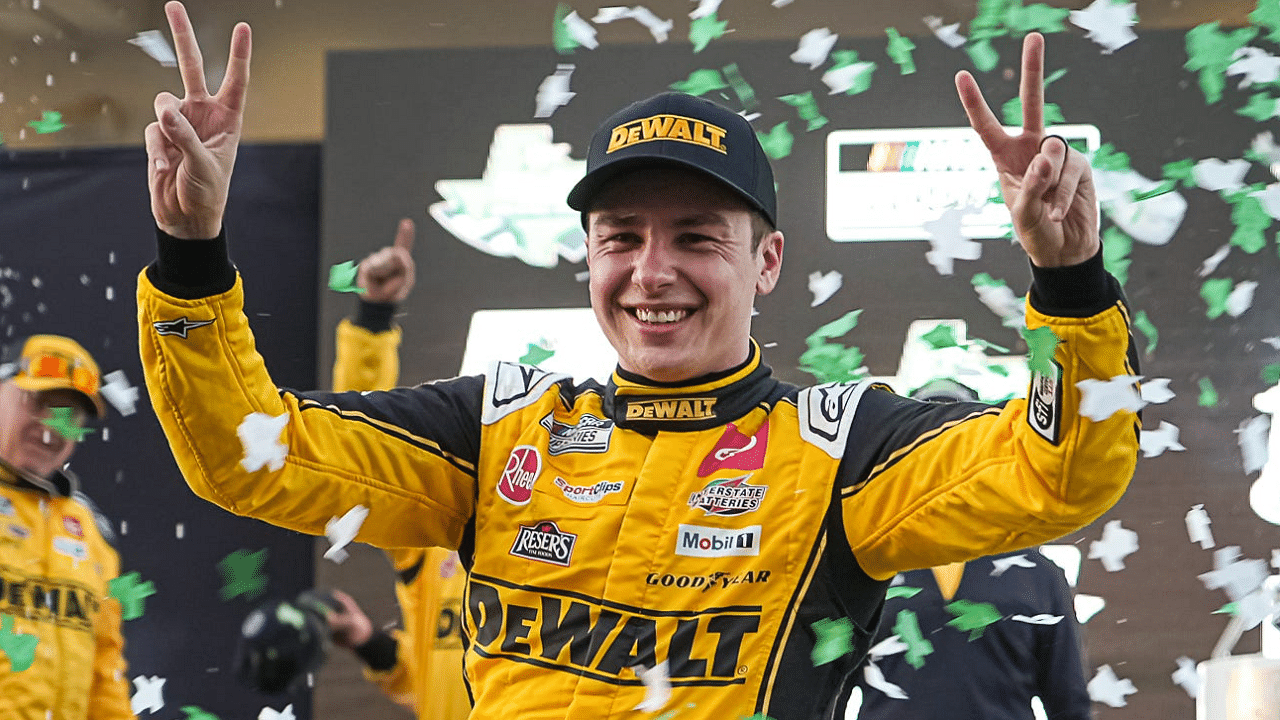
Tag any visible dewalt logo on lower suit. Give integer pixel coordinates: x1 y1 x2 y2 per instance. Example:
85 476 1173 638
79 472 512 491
0 565 98 633
467 575 760 686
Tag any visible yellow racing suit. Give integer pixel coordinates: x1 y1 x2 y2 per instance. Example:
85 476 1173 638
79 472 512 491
137 233 1138 719
332 312 470 719
0 463 134 719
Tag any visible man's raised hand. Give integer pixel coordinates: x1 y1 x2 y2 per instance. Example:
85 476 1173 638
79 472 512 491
145 1 251 240
356 219 417 304
955 33 1100 268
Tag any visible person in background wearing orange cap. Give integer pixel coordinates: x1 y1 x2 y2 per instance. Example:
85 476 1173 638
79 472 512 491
0 335 135 719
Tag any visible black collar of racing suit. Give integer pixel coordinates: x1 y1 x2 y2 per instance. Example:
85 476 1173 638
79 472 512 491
0 457 78 498
603 339 779 433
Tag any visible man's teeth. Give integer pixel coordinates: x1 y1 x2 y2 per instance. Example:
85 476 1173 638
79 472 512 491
636 308 687 324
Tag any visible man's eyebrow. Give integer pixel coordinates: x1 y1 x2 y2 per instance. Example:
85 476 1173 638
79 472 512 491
674 212 731 229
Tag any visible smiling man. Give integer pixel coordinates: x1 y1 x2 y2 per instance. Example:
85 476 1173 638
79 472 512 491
0 335 134 719
137 4 1138 718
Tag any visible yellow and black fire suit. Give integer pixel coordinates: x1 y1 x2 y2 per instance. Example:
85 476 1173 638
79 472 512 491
0 463 134 719
137 232 1138 720
332 309 470 719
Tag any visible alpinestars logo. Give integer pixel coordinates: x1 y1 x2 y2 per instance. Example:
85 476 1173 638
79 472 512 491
152 316 215 339
509 521 578 566
540 412 614 456
687 475 767 517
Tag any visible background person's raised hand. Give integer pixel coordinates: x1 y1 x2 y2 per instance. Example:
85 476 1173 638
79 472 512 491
955 32 1100 268
145 1 252 240
356 219 417 304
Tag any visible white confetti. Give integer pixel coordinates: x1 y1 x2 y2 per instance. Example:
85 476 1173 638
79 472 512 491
130 675 165 714
1249 384 1280 524
1087 664 1137 707
1140 420 1186 458
323 505 369 563
1172 656 1200 699
1251 183 1280 220
863 660 908 700
1185 504 1214 549
592 6 673 43
771 0 793 6
990 554 1036 576
534 64 576 119
807 270 842 307
237 412 290 473
1076 375 1146 421
1225 280 1258 318
1088 520 1139 572
1237 415 1271 475
1010 613 1064 625
1193 158 1250 193
1229 46 1280 88
790 27 838 69
867 634 907 659
1075 594 1106 623
689 0 722 19
1093 169 1187 246
1199 546 1268 602
562 11 599 50
821 61 876 95
258 704 296 720
973 278 1026 330
923 207 981 276
1262 336 1280 350
1069 0 1138 54
632 660 672 712
1233 586 1280 630
923 16 966 48
127 30 177 67
1139 378 1175 404
100 369 139 416
1198 244 1231 277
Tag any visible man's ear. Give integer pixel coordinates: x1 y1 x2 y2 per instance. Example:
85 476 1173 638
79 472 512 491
755 231 784 296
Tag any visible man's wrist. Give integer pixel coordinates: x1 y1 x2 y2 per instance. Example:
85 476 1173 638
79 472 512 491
353 629 398 671
354 299 397 333
147 226 237 299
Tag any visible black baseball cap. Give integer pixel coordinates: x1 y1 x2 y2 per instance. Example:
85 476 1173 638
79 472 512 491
567 92 778 227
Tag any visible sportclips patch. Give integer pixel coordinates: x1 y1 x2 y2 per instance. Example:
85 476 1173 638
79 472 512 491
540 413 613 456
1028 360 1063 444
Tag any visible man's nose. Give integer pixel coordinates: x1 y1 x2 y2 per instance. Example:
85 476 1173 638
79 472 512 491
632 237 677 290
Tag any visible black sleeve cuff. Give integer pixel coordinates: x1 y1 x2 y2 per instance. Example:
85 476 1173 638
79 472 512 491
354 299 397 333
144 226 237 300
1027 248 1121 318
353 629 399 671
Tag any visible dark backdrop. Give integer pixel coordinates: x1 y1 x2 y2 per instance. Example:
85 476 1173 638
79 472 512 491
324 30 1280 718
0 144 320 718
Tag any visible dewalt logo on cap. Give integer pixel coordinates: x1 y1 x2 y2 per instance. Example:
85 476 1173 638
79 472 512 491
607 114 728 155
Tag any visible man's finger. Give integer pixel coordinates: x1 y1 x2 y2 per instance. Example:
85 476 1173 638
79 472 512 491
165 1 209 98
1047 148 1084 222
955 70 1006 154
218 22 253 113
393 218 415 255
144 121 171 174
1018 33 1046 136
155 99 204 158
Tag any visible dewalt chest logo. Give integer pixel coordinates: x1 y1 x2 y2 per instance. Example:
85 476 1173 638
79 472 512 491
625 397 717 421
0 565 99 633
608 114 728 155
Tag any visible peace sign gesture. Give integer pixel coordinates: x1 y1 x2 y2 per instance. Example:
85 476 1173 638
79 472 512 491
956 33 1100 268
145 1 252 240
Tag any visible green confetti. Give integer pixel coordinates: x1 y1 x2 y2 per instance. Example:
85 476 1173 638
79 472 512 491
1250 0 1280 44
1021 326 1061 376
893 609 934 669
1214 601 1238 615
1091 143 1132 172
327 261 365 294
1133 310 1159 355
810 617 855 666
966 39 1001 72
1129 180 1178 202
921 324 962 350
218 548 268 601
970 337 1010 354
0 615 37 672
971 0 1011 40
887 585 923 600
1184 23 1259 104
988 364 1011 377
27 111 65 134
669 69 728 96
756 122 794 160
945 599 1003 640
1043 67 1069 87
799 311 867 383
1200 278 1234 319
108 571 156 621
519 341 555 366
740 716 777 720
1005 3 1071 34
1102 226 1133 287
722 63 758 111
827 51 877 95
41 407 93 442
1263 363 1280 385
1198 377 1220 407
1002 97 1066 126
689 12 728 53
1162 158 1197 186
885 28 917 74
777 92 828 131
1238 93 1280 122
1229 195 1271 254
180 707 221 720
553 3 581 55
828 49 863 70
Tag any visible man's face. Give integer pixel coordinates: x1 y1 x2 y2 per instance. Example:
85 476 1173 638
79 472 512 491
0 381 85 478
586 166 783 383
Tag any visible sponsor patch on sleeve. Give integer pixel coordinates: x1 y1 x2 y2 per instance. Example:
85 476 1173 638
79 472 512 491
1027 360 1063 445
